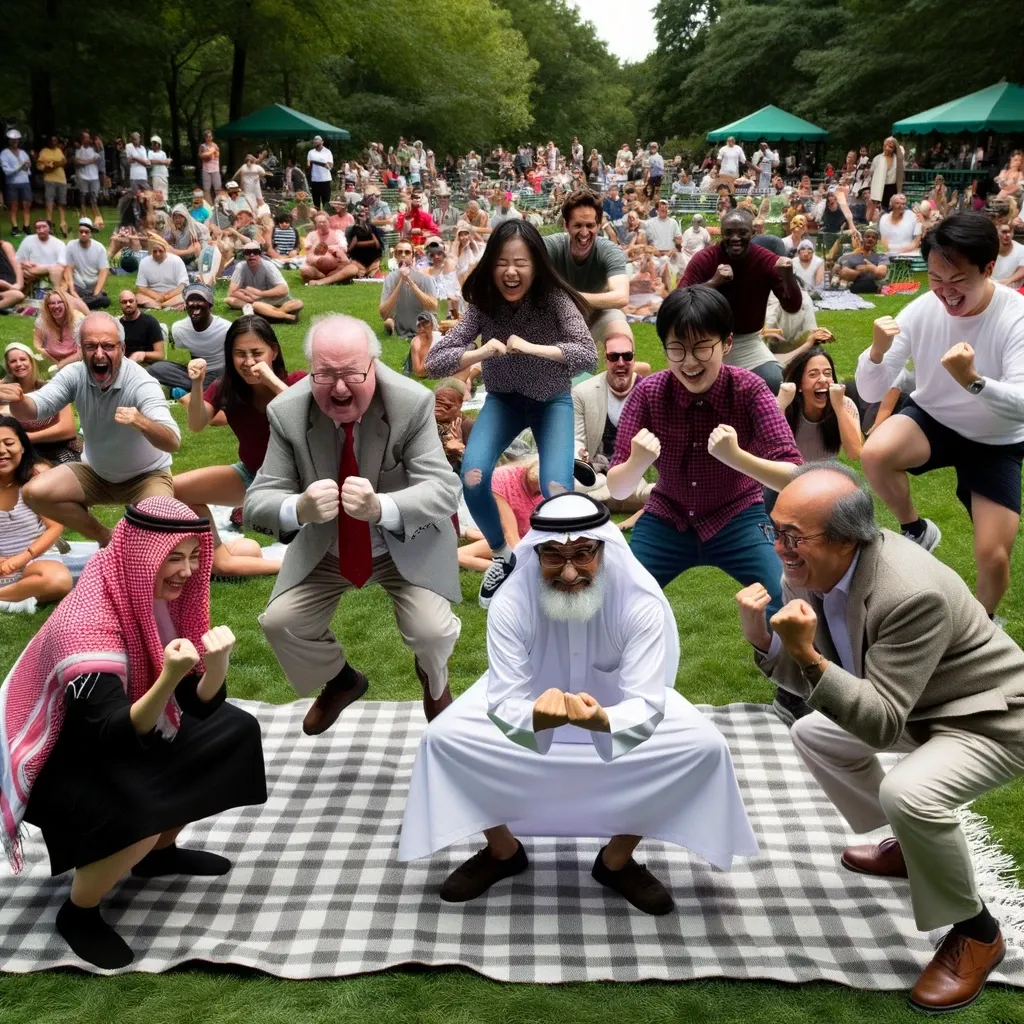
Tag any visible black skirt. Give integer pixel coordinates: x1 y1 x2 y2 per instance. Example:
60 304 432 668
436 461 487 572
24 671 267 875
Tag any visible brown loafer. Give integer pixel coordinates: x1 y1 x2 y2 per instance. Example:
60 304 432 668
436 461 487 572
440 842 528 902
591 847 675 915
841 837 908 878
302 671 368 736
415 658 452 721
910 928 1005 1013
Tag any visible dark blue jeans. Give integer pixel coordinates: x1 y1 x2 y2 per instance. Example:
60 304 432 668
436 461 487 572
629 504 785 615
461 390 574 549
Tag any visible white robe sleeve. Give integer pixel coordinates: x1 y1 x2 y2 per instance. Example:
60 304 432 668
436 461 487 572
485 598 553 755
591 595 666 763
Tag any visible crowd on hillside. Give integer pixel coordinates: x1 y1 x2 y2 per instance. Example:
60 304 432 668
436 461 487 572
1 121 1024 1010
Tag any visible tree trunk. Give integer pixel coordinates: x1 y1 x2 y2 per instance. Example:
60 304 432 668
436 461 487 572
30 0 59 142
229 37 248 171
166 60 183 184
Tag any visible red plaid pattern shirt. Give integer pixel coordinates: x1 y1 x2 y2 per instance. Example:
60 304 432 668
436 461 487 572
610 366 802 540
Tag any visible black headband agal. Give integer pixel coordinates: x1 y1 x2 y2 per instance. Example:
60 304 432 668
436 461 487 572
124 505 212 534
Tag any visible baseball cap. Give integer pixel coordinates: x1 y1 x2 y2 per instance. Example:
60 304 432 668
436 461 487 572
313 135 323 143
183 282 214 304
424 238 445 253
6 129 22 140
192 188 204 197
416 311 436 326
150 135 162 145
241 240 262 252
78 217 94 230
226 180 240 189
797 239 815 251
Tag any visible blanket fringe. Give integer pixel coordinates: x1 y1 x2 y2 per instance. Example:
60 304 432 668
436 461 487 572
959 806 1024 947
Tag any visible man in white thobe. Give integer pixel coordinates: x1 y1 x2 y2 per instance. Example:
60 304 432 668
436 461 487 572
399 493 758 914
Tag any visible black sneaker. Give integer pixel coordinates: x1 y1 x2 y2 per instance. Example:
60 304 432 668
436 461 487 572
479 551 516 609
772 686 813 727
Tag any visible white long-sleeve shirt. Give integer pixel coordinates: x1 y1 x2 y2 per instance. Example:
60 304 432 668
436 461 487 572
485 582 667 763
856 287 1024 444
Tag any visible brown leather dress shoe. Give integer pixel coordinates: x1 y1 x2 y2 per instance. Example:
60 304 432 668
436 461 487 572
840 837 908 878
440 842 528 902
415 658 452 721
910 928 1005 1013
591 847 675 915
302 671 368 736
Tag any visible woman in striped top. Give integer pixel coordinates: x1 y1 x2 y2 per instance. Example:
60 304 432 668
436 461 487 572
0 416 73 611
426 219 596 607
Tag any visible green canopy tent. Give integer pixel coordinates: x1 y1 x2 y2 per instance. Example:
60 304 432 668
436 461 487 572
215 103 350 140
893 82 1024 135
706 105 828 143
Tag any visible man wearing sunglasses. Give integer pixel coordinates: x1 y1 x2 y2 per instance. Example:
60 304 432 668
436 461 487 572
246 314 461 736
400 493 756 913
736 463 1024 1013
379 240 438 340
572 325 653 518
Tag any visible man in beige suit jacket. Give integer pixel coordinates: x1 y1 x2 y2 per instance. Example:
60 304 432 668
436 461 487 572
245 314 461 735
572 326 653 516
736 463 1024 1014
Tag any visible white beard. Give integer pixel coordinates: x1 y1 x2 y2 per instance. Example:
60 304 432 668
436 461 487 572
537 564 607 622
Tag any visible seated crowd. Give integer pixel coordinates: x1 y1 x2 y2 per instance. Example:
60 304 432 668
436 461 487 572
1 125 1024 1014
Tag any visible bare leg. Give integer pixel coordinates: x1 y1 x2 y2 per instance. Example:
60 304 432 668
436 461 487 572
22 466 113 546
311 263 363 286
67 292 90 315
601 834 642 870
0 288 24 310
136 295 160 309
0 560 73 603
153 825 184 851
251 300 300 322
859 414 932 525
972 493 1019 615
457 537 493 572
215 537 281 577
70 835 161 908
483 825 520 860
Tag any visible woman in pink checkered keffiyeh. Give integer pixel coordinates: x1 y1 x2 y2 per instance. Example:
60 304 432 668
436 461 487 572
0 496 266 969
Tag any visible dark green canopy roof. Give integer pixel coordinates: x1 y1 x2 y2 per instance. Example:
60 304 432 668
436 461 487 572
216 104 350 140
893 82 1024 135
706 105 828 143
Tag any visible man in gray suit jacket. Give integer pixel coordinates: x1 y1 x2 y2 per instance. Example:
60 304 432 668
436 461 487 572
735 462 1024 1013
572 326 653 517
245 314 461 734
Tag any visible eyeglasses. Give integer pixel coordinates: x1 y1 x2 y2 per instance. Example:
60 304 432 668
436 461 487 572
538 543 602 569
311 363 372 385
761 524 827 551
606 352 634 363
665 339 721 363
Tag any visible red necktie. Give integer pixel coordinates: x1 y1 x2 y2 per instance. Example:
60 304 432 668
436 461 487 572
338 422 373 588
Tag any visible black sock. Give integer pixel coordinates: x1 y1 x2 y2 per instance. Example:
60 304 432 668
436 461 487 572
900 518 926 539
56 898 134 969
951 903 999 944
331 661 362 691
132 844 231 878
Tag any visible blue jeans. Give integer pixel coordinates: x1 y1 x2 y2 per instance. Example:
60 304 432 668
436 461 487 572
629 504 785 615
461 390 574 550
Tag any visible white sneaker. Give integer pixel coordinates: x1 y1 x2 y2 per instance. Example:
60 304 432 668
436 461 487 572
242 303 255 316
0 597 38 615
478 552 516 610
901 518 941 552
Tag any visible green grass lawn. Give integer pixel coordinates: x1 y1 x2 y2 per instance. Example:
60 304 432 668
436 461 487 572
0 213 1022 1023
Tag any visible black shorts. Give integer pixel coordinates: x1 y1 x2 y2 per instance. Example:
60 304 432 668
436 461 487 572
901 399 1024 516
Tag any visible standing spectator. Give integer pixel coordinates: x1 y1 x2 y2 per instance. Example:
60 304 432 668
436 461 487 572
124 132 150 192
63 218 110 310
306 135 334 210
135 235 187 311
993 221 1024 287
645 142 665 201
147 136 172 201
751 141 778 190
118 290 165 367
379 240 439 338
717 135 746 187
73 132 103 230
198 130 221 200
0 235 25 312
868 137 904 221
226 242 304 323
2 130 33 237
232 154 267 209
879 193 922 255
37 136 69 238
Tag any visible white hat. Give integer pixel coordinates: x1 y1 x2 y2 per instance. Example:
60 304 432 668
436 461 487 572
150 134 161 145
78 217 94 230
226 180 240 189
5 129 21 140
313 135 323 143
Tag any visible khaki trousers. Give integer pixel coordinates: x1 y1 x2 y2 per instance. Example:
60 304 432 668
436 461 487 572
790 711 1024 931
259 552 461 700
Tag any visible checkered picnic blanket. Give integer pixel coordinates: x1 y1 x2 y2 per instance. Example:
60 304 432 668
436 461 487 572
0 699 1022 986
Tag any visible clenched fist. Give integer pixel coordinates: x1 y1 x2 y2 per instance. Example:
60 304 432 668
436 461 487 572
713 263 734 284
629 428 661 469
564 691 610 733
872 316 900 358
735 583 773 650
163 637 200 681
200 625 236 679
769 599 819 662
775 256 793 273
828 382 846 410
187 358 207 382
114 406 142 429
479 338 507 360
505 334 532 356
707 423 740 463
777 381 797 409
340 475 381 523
941 342 979 389
0 382 23 404
296 479 340 525
808 328 834 345
533 687 568 731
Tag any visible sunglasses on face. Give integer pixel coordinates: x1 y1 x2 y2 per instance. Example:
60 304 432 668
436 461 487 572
606 352 634 363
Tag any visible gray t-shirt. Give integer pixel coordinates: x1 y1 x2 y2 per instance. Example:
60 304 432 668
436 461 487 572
136 253 189 292
170 315 232 375
65 240 108 292
381 268 436 338
839 251 889 293
29 360 179 481
231 256 286 293
544 234 626 296
644 215 682 250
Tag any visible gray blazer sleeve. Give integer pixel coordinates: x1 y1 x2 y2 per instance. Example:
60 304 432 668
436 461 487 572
243 401 303 542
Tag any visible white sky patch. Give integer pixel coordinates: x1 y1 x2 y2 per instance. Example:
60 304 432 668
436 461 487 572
568 0 657 63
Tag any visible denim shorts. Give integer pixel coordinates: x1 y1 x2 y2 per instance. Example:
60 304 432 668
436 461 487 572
232 461 256 489
4 182 31 204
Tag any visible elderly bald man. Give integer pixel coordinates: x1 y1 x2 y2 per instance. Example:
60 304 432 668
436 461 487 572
245 314 462 733
735 462 1024 1013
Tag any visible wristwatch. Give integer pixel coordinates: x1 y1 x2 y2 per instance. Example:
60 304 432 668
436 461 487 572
967 378 987 395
